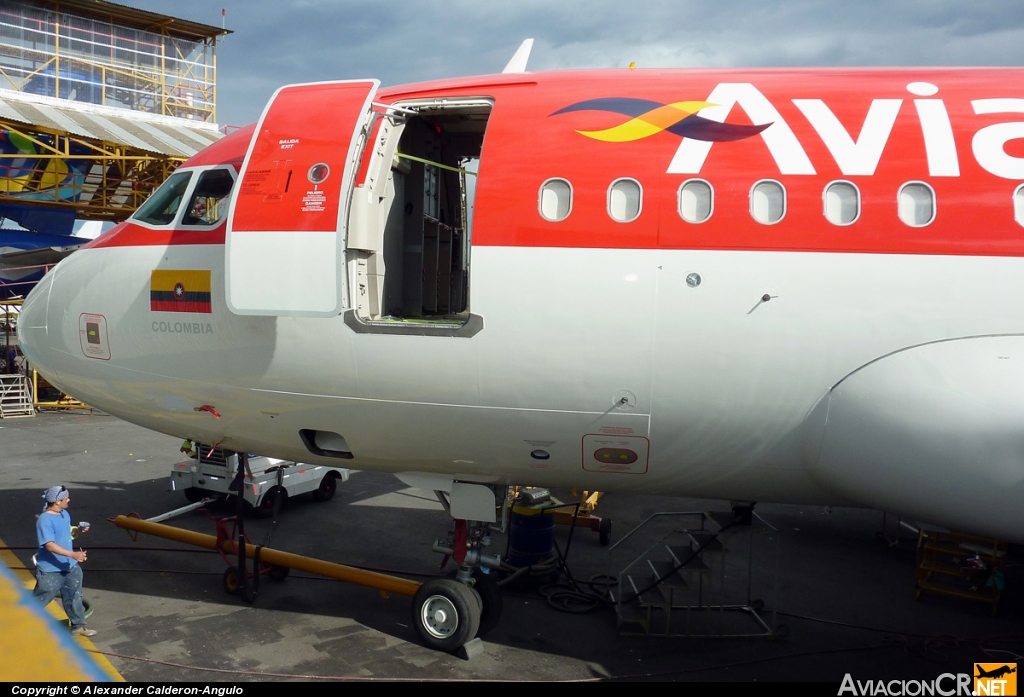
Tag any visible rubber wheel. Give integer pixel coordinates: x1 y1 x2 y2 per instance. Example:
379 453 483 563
184 487 205 503
223 566 241 595
411 579 481 652
471 568 503 637
268 565 290 581
253 486 286 518
312 473 338 502
599 518 612 546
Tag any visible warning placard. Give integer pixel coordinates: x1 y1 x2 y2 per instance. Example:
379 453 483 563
302 189 326 212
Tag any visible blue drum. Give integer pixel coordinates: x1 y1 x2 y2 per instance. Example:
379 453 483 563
508 503 555 567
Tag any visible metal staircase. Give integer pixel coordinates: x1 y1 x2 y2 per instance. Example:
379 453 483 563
0 374 34 418
611 510 783 638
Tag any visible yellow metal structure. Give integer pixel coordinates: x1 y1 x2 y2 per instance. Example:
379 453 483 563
33 369 90 410
113 515 423 598
0 119 183 220
550 490 605 529
915 528 1007 615
0 1 229 221
0 0 227 123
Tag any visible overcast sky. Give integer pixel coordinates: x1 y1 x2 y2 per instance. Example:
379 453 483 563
137 0 1024 127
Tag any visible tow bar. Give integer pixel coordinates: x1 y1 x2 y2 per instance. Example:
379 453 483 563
111 514 421 597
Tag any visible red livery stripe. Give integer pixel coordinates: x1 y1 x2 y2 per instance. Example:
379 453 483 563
150 300 212 313
86 69 1024 259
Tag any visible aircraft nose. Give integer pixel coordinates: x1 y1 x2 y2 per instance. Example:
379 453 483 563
17 268 55 379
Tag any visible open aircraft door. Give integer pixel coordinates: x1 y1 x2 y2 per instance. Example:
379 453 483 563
226 80 379 316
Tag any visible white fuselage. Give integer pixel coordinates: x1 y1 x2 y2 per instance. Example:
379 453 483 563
20 241 1024 540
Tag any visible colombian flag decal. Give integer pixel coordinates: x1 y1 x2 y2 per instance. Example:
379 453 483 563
151 270 212 313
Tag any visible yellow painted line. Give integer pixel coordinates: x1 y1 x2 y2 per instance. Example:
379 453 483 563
0 537 123 681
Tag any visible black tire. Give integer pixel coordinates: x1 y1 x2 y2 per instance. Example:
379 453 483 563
599 518 612 546
223 566 241 595
471 568 503 637
312 473 338 502
253 486 286 518
184 487 205 504
411 579 481 652
268 565 290 581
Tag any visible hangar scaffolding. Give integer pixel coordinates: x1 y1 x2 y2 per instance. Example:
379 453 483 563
0 0 228 221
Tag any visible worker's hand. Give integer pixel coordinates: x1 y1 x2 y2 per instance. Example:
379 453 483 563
72 550 87 563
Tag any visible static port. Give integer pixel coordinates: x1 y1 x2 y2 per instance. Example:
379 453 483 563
531 450 550 460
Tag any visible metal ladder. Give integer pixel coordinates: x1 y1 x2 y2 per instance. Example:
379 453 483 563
0 374 34 418
611 510 781 638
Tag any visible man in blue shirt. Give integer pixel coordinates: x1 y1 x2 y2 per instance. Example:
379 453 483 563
34 485 95 637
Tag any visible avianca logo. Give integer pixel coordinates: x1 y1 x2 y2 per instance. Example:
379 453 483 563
550 98 771 143
553 82 1024 180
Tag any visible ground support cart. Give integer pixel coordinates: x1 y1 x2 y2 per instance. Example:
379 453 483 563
169 445 349 515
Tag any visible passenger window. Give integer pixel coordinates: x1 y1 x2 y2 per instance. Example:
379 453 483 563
1015 185 1024 227
824 181 860 226
898 182 935 227
750 180 786 225
539 179 572 221
133 170 192 226
608 178 642 222
182 168 235 226
678 179 713 223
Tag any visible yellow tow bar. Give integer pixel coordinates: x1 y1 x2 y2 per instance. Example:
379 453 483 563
112 515 422 597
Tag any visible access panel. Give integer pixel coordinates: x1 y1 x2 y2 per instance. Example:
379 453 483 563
226 79 379 316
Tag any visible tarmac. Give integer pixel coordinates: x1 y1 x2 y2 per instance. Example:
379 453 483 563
1 410 1023 683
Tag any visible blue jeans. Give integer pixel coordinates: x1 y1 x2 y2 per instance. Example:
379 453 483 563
34 565 87 628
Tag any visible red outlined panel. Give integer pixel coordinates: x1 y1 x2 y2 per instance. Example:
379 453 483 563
582 434 650 474
78 313 110 360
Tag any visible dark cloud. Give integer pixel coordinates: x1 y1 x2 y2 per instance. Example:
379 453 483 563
134 0 1024 127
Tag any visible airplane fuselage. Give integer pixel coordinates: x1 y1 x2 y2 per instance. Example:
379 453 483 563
18 68 1024 540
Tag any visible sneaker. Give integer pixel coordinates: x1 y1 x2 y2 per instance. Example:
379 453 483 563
70 626 97 637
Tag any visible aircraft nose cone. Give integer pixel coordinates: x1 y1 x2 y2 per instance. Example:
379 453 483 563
17 269 55 379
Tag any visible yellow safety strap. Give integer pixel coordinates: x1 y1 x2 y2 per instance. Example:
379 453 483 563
395 152 477 176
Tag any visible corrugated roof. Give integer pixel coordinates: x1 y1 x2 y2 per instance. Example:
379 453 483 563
30 0 230 41
0 89 221 158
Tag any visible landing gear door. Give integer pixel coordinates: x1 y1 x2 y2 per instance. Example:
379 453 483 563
226 79 379 316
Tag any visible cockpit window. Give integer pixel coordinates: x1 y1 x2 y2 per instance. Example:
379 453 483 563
133 170 192 226
182 168 235 226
